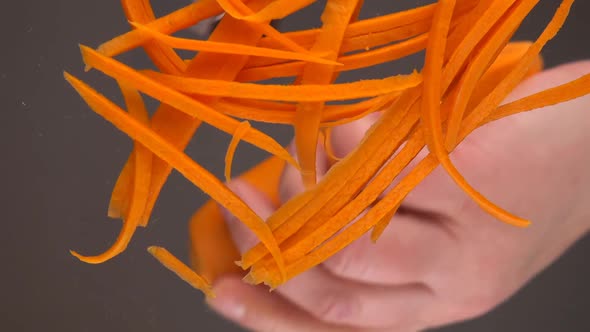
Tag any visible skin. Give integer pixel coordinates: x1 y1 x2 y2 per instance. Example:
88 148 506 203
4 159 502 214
207 61 590 332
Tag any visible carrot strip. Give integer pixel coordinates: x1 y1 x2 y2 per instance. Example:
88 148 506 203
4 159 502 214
485 72 590 124
117 82 152 225
80 46 296 167
219 0 316 22
237 34 428 82
65 72 286 277
148 246 215 299
225 121 252 182
142 69 420 101
129 21 341 66
97 0 223 58
121 0 186 74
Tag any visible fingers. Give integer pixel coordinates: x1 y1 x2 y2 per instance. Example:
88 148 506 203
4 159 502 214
322 211 459 286
208 276 386 332
276 267 433 330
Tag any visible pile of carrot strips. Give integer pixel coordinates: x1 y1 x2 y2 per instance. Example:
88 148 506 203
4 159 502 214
66 0 589 296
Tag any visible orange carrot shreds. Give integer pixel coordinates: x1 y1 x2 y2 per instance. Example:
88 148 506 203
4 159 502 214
218 0 316 22
190 157 286 282
486 72 590 124
467 42 543 112
80 46 297 168
445 1 540 147
237 34 429 82
97 0 224 59
225 121 252 183
66 72 287 278
293 0 364 188
121 0 186 74
68 0 590 299
129 21 342 66
240 8 536 271
142 69 420 102
147 246 215 299
108 8 273 233
421 0 532 228
242 38 541 272
461 0 575 139
442 0 521 92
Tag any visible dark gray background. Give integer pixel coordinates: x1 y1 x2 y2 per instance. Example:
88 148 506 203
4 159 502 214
3 1 589 331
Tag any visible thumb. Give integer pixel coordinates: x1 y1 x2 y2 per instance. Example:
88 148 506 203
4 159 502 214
221 179 276 254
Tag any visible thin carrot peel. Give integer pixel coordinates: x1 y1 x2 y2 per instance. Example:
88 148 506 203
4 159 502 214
67 0 588 299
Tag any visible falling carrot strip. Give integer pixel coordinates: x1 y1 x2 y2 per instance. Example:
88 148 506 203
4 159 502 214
129 21 341 66
65 72 286 277
225 121 252 182
142 70 421 101
148 246 215 299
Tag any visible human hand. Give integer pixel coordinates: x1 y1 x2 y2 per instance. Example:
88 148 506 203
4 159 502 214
208 61 590 332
